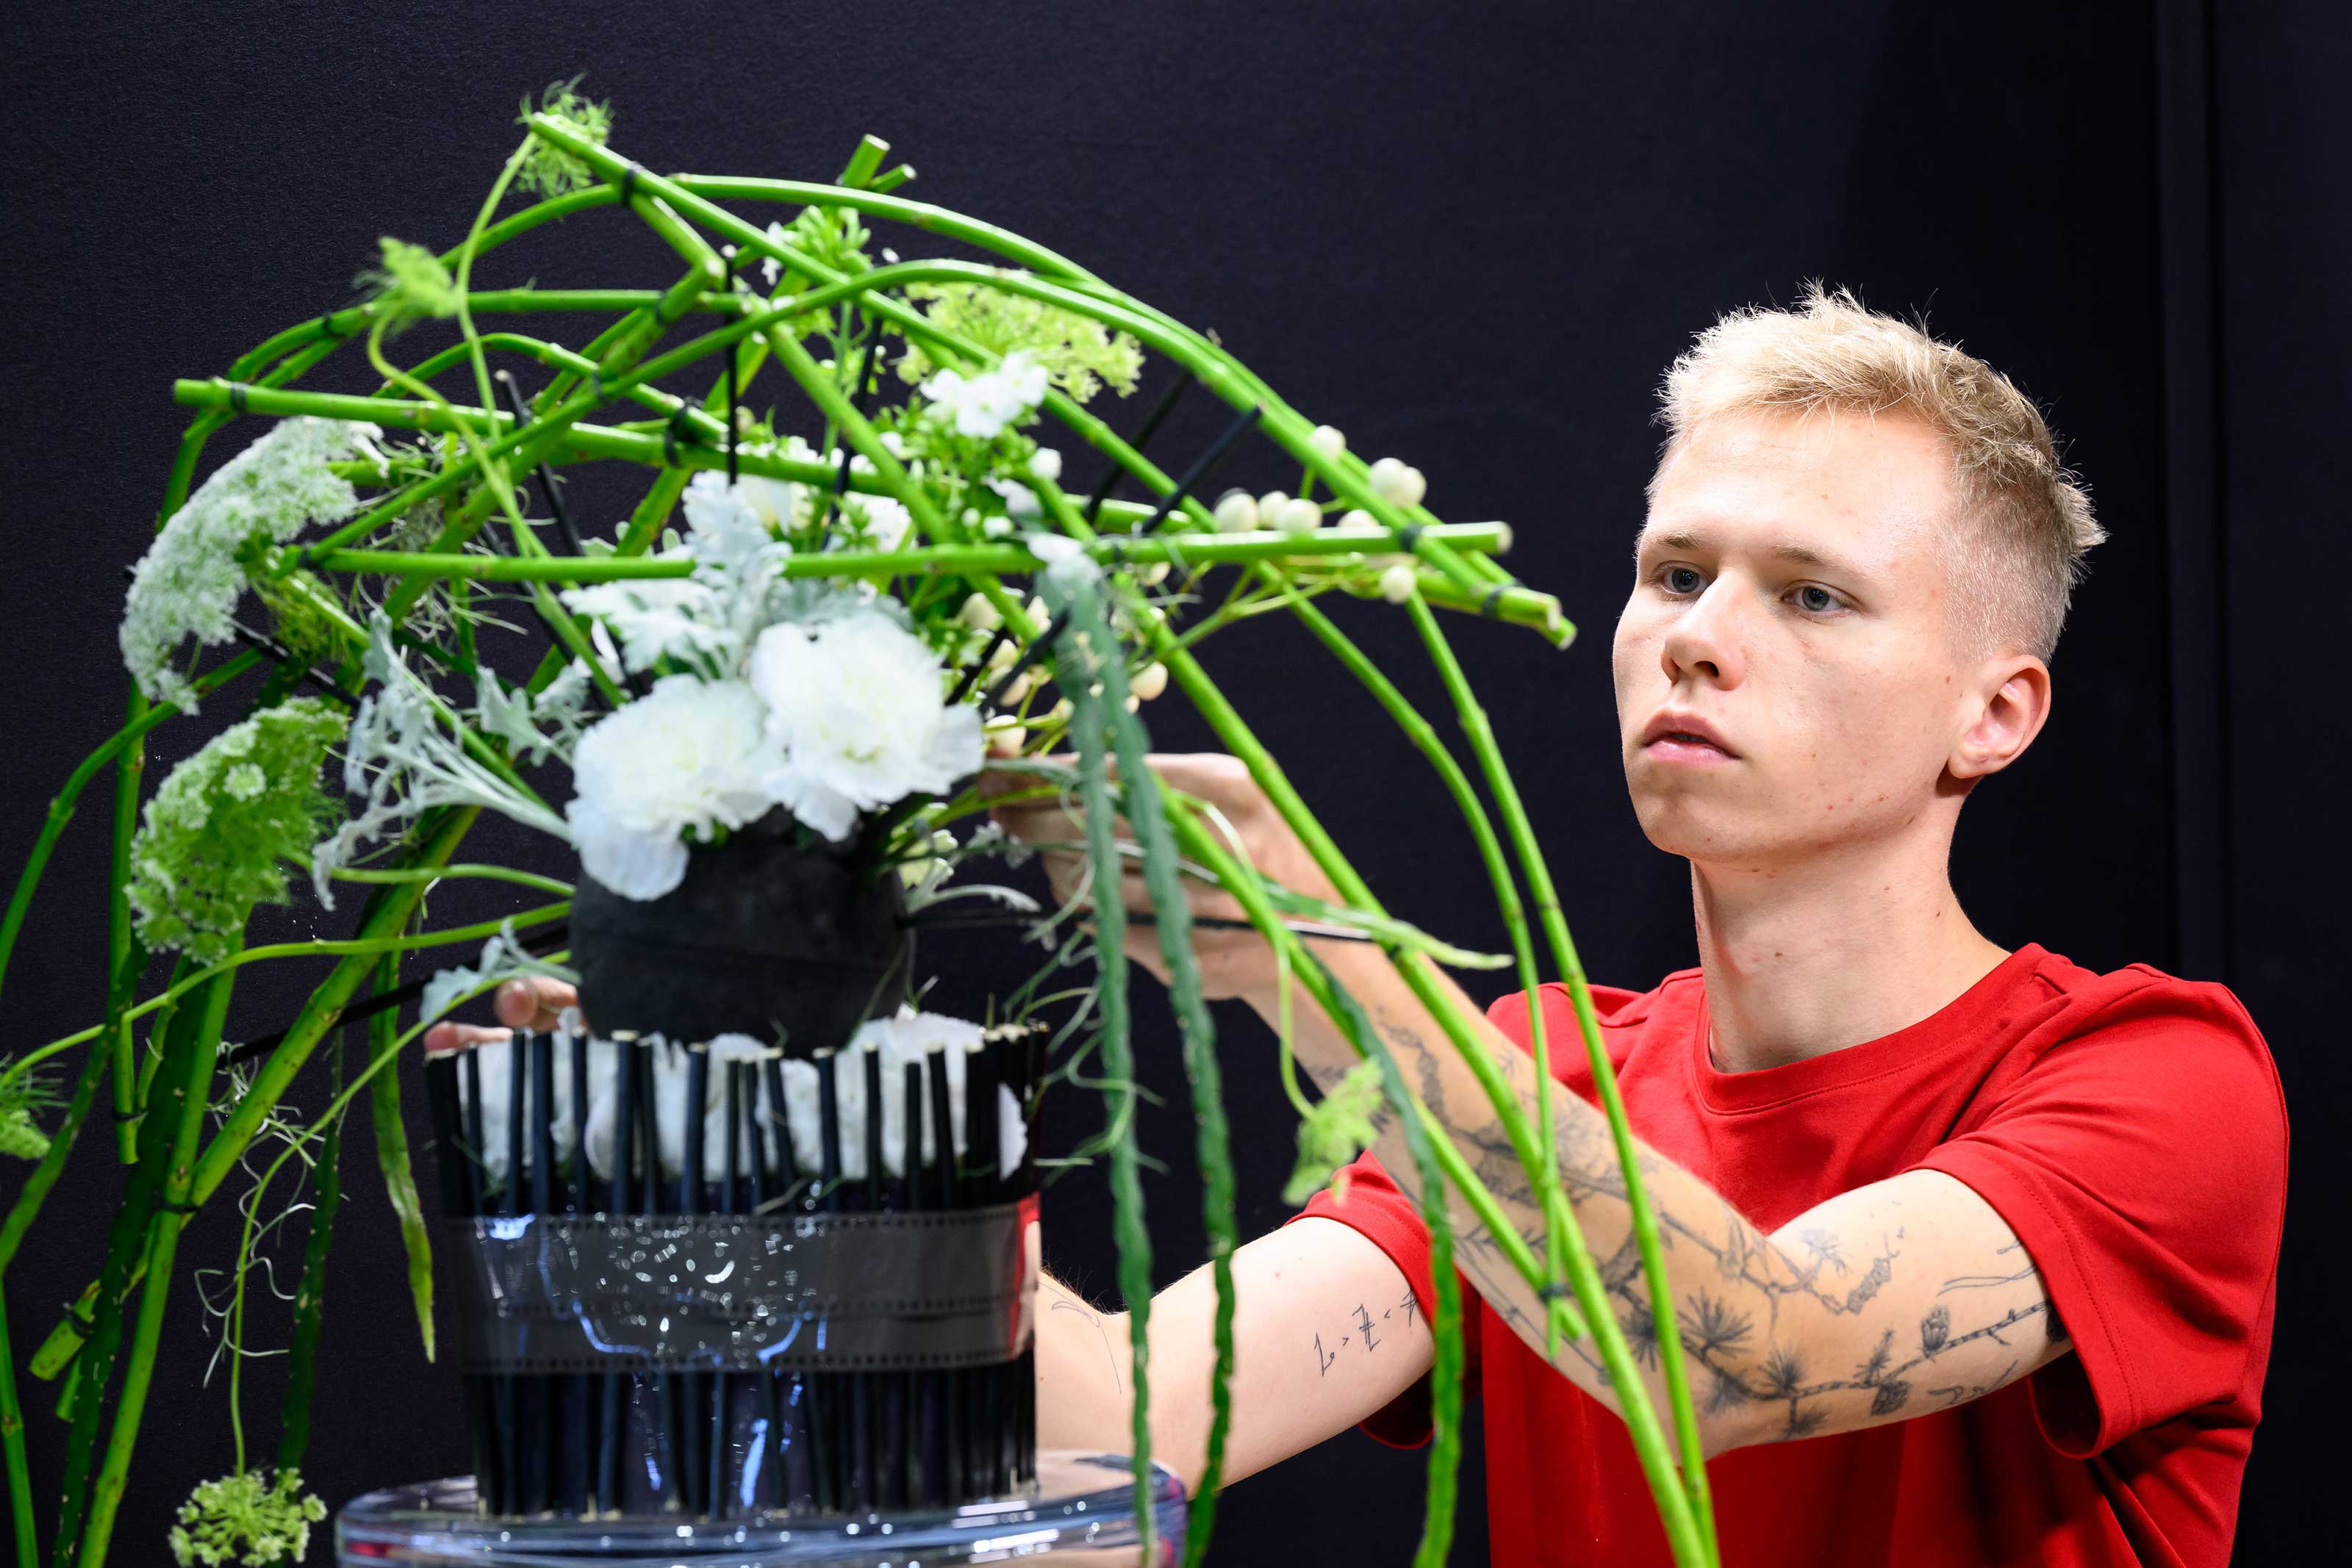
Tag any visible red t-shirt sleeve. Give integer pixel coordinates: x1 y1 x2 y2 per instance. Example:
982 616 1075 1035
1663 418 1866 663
1910 973 2288 1456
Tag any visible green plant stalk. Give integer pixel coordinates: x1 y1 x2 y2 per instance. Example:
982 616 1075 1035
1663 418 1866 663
331 863 571 898
101 685 146 1166
1051 574 1240 1564
273 1029 345 1472
0 651 262 1115
1061 615 1155 1560
47 968 215 1567
1402 594 1717 1551
303 522 1510 584
1157 802 1469 1567
75 968 233 1568
367 949 435 1361
1273 587 1582 1348
1136 638 1707 1561
16 899 567 1071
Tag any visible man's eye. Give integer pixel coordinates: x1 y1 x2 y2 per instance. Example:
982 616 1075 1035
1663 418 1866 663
1663 566 1704 594
1793 585 1840 614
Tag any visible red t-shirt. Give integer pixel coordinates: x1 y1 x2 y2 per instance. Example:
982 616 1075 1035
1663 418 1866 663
1292 943 2287 1567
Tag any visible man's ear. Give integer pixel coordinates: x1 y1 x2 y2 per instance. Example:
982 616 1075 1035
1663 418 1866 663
1949 655 2052 780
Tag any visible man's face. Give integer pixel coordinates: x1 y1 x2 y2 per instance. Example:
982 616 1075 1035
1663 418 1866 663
1612 407 1976 869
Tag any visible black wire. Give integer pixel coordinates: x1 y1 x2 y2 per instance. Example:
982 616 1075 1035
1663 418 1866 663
1081 375 1190 524
493 370 587 557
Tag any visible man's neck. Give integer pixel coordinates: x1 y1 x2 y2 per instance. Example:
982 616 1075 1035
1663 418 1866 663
1689 831 2008 1073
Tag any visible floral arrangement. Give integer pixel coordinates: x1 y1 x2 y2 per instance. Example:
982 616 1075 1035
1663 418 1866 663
0 80 1721 1568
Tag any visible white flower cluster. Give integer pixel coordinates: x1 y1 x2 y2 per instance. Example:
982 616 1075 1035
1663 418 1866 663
549 473 983 900
121 417 384 713
918 350 1050 440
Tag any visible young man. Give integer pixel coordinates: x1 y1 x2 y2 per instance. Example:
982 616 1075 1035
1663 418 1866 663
447 288 2286 1565
989 286 2287 1567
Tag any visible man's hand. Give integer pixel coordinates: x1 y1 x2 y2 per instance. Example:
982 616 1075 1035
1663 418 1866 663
421 975 579 1055
975 747 1335 1002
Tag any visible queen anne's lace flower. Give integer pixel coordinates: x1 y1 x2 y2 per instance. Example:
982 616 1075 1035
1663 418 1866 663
120 417 381 713
128 698 348 964
168 1468 326 1568
564 675 783 899
748 608 982 841
917 352 1050 440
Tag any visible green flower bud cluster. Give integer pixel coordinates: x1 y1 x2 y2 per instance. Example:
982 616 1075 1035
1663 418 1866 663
126 697 349 965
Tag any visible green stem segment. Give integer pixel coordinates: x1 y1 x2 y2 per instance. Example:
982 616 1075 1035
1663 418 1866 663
1402 593 1715 1554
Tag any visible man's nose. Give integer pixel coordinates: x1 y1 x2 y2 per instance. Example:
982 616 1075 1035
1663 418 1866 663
1659 580 1748 688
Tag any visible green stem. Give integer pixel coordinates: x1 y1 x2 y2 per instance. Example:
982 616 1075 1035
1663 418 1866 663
75 970 233 1568
1061 608 1155 1560
16 900 567 1068
331 863 572 898
1402 594 1716 1553
365 949 435 1362
305 522 1510 584
273 1029 345 1472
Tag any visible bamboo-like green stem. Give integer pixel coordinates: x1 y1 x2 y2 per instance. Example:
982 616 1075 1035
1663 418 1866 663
0 650 261 1059
1136 636 1713 1560
330 863 572 897
273 1028 344 1472
76 969 233 1568
1402 594 1717 1552
15 901 566 1073
303 522 1509 584
1273 588 1582 1348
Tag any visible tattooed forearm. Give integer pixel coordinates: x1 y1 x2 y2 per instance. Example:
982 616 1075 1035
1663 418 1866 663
1320 974 2069 1453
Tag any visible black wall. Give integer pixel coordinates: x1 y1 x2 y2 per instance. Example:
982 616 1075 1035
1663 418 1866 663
0 2 2339 1562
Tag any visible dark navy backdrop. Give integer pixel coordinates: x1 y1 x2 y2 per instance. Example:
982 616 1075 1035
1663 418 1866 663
1 1 2340 1561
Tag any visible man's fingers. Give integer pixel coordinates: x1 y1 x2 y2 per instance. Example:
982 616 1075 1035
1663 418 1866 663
423 1021 514 1057
493 976 579 1032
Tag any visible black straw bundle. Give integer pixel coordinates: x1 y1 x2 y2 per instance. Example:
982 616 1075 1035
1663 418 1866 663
424 1017 1044 1521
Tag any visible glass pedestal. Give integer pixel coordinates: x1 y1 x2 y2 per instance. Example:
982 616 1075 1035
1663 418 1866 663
335 1450 1187 1566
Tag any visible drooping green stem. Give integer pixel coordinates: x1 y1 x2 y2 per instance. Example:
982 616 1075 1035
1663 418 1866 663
1058 603 1155 1560
1402 593 1716 1551
75 968 233 1568
1155 802 1471 1567
1276 588 1580 1345
365 946 434 1362
273 1028 345 1472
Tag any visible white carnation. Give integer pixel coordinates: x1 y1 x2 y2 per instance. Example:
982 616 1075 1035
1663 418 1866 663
918 351 1050 440
564 676 784 899
120 417 381 712
748 608 982 841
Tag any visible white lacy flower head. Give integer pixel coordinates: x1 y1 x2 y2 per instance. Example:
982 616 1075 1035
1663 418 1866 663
564 675 784 899
917 350 1050 440
559 578 735 675
749 607 983 841
121 417 381 713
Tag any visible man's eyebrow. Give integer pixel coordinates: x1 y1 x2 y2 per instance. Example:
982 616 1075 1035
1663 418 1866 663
1635 526 1864 575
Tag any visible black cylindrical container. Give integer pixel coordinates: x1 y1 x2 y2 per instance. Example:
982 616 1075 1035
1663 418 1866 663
567 810 911 1054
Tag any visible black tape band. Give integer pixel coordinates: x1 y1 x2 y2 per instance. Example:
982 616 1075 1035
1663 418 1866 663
617 161 641 208
317 312 347 340
444 1204 1033 1375
1394 522 1424 553
157 1198 201 1215
1480 584 1507 619
112 1106 143 1122
228 382 248 414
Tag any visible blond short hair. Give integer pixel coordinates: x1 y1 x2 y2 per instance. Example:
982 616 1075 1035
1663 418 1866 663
1650 281 2104 661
